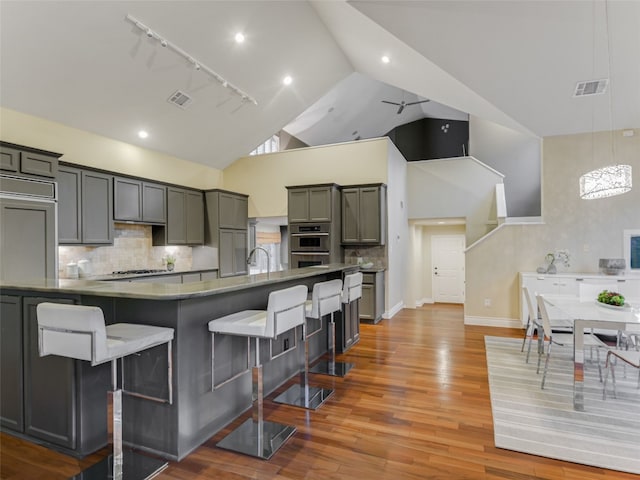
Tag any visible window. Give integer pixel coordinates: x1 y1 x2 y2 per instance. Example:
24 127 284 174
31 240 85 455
250 134 279 156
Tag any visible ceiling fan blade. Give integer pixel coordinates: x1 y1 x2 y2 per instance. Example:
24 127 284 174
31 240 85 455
397 104 405 114
406 100 431 106
381 100 401 106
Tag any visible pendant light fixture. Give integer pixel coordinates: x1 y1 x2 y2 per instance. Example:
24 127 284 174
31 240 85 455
579 164 632 199
578 0 632 200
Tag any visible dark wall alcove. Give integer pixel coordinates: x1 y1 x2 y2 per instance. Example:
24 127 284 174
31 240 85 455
386 117 469 161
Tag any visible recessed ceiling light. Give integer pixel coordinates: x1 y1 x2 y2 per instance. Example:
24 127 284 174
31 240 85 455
437 221 446 224
235 32 245 44
283 75 293 86
138 130 149 139
381 55 390 64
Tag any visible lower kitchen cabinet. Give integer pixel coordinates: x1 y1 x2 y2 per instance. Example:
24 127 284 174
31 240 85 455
23 297 76 448
360 271 385 324
1 295 23 431
337 297 360 353
0 295 110 456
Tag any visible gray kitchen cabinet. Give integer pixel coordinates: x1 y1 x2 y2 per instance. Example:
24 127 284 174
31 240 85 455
186 190 204 244
200 270 219 281
114 177 166 224
23 296 76 448
286 185 335 222
163 187 204 245
204 190 249 277
142 182 166 223
81 170 114 244
181 273 200 283
0 143 59 179
360 271 384 323
337 292 360 353
58 167 113 245
57 166 82 243
341 184 386 245
219 229 248 278
0 294 109 456
219 192 248 229
1 295 23 431
0 145 19 172
114 177 142 221
0 197 57 281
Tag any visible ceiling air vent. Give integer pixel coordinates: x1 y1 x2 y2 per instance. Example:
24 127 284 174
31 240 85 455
574 79 608 97
167 90 192 109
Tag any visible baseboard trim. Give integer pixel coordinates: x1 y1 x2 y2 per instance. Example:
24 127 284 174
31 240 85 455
464 316 522 328
384 301 404 319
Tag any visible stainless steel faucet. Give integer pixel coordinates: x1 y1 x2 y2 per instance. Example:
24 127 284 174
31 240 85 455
247 246 271 278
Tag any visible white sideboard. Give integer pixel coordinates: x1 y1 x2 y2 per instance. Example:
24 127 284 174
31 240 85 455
519 272 640 326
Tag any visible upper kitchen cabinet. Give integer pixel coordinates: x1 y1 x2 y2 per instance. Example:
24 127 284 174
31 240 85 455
204 190 249 277
82 171 114 244
218 192 248 230
0 142 60 179
286 184 339 223
113 177 166 224
154 187 203 246
341 184 387 245
58 165 113 245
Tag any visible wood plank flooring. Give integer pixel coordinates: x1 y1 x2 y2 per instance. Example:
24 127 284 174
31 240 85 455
1 304 637 479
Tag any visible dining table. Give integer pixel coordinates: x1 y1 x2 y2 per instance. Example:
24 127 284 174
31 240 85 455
540 294 640 411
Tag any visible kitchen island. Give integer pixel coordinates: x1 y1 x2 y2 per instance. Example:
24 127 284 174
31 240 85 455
0 264 357 461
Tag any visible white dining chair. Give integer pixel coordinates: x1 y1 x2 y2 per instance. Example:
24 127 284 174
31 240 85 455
536 294 607 389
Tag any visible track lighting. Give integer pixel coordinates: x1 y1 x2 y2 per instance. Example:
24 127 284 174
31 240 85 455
125 13 258 105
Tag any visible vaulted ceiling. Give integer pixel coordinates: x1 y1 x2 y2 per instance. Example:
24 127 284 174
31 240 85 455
1 1 638 170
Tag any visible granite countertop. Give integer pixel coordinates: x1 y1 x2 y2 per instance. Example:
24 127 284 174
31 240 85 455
1 264 357 300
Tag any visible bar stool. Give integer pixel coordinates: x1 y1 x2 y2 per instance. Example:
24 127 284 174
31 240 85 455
36 302 174 480
311 272 362 377
273 279 339 410
208 284 307 460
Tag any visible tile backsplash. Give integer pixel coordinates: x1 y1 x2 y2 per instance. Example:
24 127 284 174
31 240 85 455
58 223 192 278
343 246 387 268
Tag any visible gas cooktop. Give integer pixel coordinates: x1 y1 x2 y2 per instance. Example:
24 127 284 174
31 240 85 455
112 269 167 275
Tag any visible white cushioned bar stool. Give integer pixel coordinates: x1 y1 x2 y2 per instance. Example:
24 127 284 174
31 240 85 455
36 302 174 480
311 272 361 377
208 284 307 460
273 279 339 410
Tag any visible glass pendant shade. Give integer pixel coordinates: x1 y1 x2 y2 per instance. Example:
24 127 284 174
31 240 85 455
579 164 632 199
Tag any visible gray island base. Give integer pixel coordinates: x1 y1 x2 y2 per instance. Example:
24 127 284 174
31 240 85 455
0 264 357 461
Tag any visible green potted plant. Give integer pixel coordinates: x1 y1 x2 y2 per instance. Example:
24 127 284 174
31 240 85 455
164 254 176 271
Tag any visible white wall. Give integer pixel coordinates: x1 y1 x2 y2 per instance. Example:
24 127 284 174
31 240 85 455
406 157 504 220
469 115 542 217
385 141 408 317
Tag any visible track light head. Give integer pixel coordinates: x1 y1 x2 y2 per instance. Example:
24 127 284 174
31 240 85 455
146 28 153 38
160 39 167 47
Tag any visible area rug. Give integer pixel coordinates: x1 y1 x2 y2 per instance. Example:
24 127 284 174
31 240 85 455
485 336 640 474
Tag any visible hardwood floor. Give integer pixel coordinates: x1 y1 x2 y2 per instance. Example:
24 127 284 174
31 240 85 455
1 304 637 479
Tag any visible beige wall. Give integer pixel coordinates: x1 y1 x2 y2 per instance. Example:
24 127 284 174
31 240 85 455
222 138 389 218
0 108 223 189
465 128 640 324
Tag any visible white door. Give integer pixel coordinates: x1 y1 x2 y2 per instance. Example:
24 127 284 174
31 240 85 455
432 235 465 303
